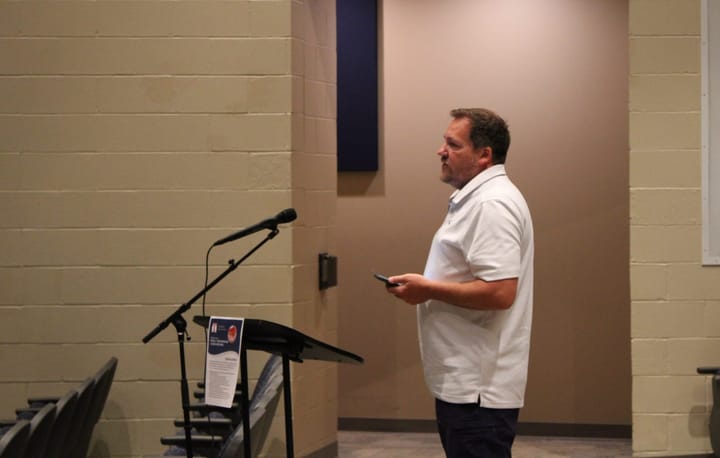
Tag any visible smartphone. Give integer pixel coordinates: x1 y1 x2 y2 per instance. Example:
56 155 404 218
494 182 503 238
373 273 400 287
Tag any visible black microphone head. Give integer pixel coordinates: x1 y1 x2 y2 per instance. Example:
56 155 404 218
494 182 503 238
276 208 297 224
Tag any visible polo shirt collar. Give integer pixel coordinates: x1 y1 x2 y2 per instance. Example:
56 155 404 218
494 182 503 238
449 164 507 209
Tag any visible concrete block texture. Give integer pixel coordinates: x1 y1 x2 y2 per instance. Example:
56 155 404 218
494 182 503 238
667 264 720 300
0 2 255 38
630 37 700 74
0 0 339 456
633 376 707 414
629 74 701 112
3 75 292 115
630 225 701 263
0 152 254 190
631 338 669 376
0 189 291 228
629 0 701 36
0 114 292 152
630 188 701 226
0 265 294 305
0 38 291 75
633 414 669 452
0 228 293 267
629 112 701 151
630 0 711 453
630 264 668 300
631 301 705 338
630 149 700 188
667 413 712 453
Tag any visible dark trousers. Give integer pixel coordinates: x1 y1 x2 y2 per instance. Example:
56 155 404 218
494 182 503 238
435 398 519 458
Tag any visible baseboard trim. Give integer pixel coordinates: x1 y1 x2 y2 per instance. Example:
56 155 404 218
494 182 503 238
338 417 632 438
339 417 438 433
517 422 631 438
653 455 713 458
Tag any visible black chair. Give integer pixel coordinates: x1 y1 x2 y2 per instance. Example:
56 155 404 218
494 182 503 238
238 355 283 458
6 386 79 458
0 420 30 458
160 354 284 457
18 357 117 458
15 377 95 458
698 366 720 456
71 357 118 458
58 377 96 458
214 368 283 458
183 355 281 437
22 403 56 458
42 386 80 458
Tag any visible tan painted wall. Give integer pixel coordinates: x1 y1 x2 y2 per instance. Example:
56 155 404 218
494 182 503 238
629 0 718 455
0 1 338 457
338 0 631 427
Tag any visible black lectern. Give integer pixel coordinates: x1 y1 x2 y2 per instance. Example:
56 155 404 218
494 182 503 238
194 317 364 458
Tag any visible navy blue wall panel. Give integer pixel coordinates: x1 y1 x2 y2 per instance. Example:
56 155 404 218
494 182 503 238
337 0 379 171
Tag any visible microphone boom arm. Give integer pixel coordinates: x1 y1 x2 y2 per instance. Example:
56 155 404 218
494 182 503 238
142 228 280 344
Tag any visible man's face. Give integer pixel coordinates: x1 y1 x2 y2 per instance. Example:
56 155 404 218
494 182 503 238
437 117 491 189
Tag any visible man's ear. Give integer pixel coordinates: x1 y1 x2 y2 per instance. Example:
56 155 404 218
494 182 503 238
477 146 493 165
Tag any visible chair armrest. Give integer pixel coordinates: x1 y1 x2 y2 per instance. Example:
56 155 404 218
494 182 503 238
26 396 60 406
197 382 242 389
161 433 225 444
14 407 40 419
173 417 234 435
698 367 720 375
193 390 243 401
160 433 227 452
187 403 237 417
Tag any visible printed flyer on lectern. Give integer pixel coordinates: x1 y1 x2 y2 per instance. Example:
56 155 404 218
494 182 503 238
204 316 244 408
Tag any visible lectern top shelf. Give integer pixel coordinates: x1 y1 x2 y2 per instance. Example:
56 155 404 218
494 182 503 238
192 316 364 365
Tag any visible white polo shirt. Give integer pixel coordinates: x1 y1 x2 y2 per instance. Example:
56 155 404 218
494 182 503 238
418 164 534 408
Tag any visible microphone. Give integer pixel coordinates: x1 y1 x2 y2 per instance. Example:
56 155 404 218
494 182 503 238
212 208 297 247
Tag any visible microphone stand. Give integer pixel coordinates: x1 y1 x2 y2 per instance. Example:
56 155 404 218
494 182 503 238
142 228 280 458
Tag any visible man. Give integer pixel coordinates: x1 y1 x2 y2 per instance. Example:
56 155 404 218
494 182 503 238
386 108 534 457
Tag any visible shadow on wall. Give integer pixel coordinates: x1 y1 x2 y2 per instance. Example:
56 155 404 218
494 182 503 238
90 399 127 458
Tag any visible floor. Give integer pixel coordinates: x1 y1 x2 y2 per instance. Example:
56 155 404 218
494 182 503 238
337 431 633 457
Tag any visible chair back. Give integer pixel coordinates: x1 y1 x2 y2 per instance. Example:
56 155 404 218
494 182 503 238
157 354 284 458
218 354 284 458
22 403 57 458
71 357 118 458
59 378 95 458
250 355 282 404
44 386 79 458
0 420 31 458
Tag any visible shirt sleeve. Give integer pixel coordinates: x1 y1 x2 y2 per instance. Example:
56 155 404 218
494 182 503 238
463 199 522 281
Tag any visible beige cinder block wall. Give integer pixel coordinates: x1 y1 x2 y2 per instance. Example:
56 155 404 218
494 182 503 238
0 1 338 457
630 0 718 456
288 0 341 456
